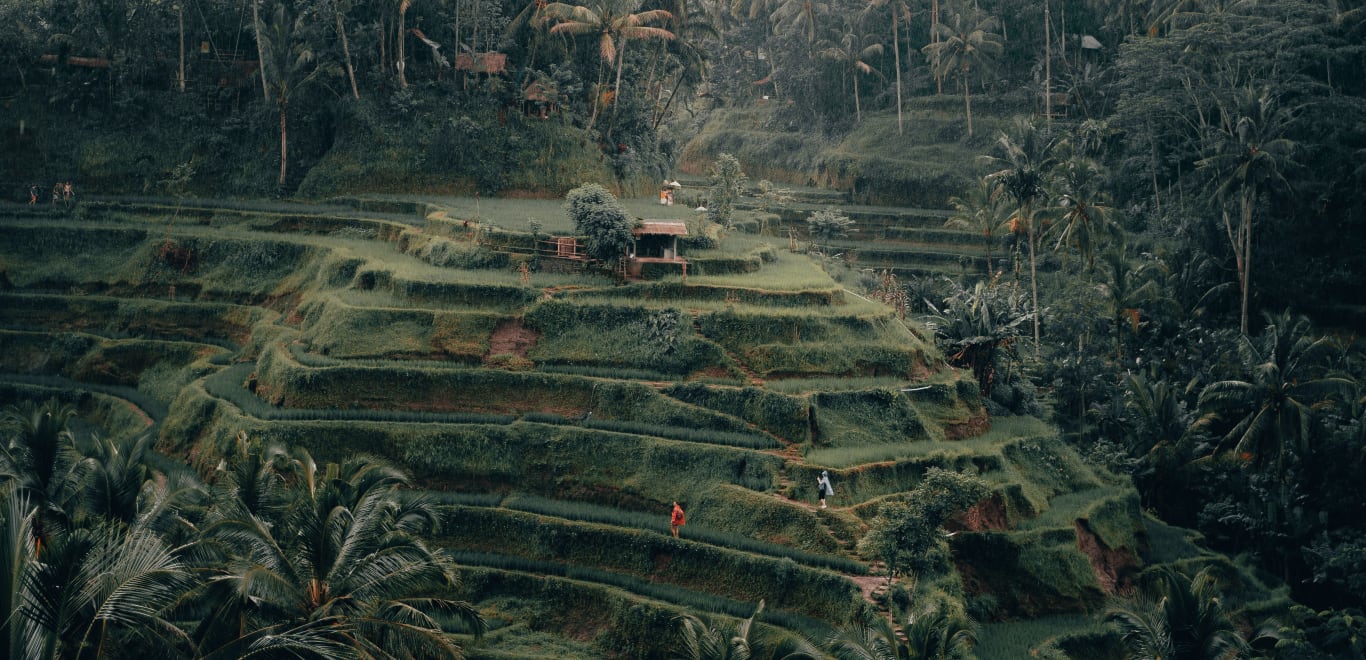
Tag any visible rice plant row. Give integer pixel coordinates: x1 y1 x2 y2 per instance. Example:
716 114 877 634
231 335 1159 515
288 342 477 370
203 365 516 425
0 372 170 421
206 364 777 449
581 418 780 450
473 493 867 574
535 364 680 382
450 551 832 636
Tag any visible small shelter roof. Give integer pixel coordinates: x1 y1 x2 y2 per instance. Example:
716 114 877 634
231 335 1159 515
524 81 551 101
633 221 688 237
455 52 507 74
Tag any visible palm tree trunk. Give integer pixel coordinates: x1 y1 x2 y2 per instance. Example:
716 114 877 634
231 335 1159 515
587 58 606 131
854 73 861 123
932 0 941 94
891 2 902 135
472 0 481 51
380 15 388 75
279 103 288 187
612 40 628 118
1026 206 1040 357
253 0 270 101
1240 188 1253 335
178 4 186 93
398 0 409 87
337 5 360 99
963 69 973 137
1044 0 1051 133
653 72 687 129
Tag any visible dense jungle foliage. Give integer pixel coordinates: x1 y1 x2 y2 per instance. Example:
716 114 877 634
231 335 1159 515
4 0 1366 656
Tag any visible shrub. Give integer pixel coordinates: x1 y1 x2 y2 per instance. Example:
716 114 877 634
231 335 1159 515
807 208 855 245
706 154 747 228
565 183 634 263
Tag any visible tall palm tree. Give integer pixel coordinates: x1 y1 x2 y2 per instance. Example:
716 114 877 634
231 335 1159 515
902 604 976 659
817 15 883 124
650 34 710 128
1096 244 1171 359
2 401 204 659
542 0 675 129
1047 155 1117 270
1121 371 1196 510
0 399 82 553
21 521 196 658
74 432 164 525
1104 565 1250 660
864 0 907 135
644 0 716 129
0 493 38 658
188 441 484 658
1144 0 1259 36
826 603 976 659
921 1 1002 138
397 0 412 87
772 0 829 48
1195 310 1356 476
258 2 341 188
252 0 271 100
946 178 1010 276
983 117 1059 356
333 0 361 98
672 600 821 659
1195 85 1297 336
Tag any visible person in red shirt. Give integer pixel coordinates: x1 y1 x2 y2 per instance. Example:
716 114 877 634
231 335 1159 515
670 501 685 538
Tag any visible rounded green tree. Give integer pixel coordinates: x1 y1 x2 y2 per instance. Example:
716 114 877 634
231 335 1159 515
565 183 636 263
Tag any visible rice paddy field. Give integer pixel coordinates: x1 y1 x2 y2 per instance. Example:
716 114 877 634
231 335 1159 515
0 193 1196 658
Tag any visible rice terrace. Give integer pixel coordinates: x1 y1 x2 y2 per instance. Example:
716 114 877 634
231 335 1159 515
3 0 1366 658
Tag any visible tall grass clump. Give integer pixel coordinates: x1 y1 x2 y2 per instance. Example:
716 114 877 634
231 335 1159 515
812 389 927 446
662 383 810 443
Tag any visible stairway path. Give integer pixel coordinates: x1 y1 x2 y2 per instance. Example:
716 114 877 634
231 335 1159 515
689 309 764 386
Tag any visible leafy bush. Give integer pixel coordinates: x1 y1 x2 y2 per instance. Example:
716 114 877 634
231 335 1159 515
565 183 634 263
706 154 747 227
806 209 855 245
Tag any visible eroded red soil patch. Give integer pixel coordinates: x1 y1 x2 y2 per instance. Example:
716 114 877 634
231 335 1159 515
486 319 539 360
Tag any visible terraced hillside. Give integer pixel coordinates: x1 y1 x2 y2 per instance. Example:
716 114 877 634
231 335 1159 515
1 198 1147 657
664 176 1008 283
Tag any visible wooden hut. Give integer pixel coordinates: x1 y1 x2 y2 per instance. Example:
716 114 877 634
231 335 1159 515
628 221 688 278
